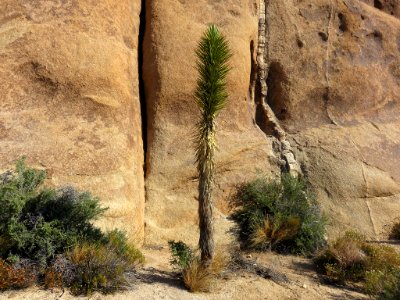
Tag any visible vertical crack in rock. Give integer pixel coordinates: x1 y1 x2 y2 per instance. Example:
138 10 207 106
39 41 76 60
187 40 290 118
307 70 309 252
249 40 257 105
324 1 338 125
250 0 301 177
138 0 147 177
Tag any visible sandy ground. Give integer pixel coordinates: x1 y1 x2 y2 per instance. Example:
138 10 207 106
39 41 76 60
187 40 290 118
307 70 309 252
0 246 371 300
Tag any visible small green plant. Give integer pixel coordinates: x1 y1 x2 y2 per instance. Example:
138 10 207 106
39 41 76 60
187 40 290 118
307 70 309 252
169 240 194 269
365 268 400 300
105 230 144 265
378 270 400 300
231 174 326 255
315 231 400 297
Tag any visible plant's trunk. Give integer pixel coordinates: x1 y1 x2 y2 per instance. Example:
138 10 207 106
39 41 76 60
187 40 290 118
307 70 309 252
198 126 215 266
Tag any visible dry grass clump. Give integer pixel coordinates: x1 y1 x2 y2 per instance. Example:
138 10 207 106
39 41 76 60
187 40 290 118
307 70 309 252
45 232 144 296
168 241 228 293
0 259 37 290
183 250 228 293
315 231 400 298
250 216 301 250
182 258 213 292
315 231 366 283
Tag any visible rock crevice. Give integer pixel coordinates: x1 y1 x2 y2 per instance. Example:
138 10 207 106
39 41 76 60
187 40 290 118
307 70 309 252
251 0 301 177
139 0 147 177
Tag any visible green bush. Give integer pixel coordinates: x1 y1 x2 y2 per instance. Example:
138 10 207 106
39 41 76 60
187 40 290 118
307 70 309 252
315 231 400 297
231 174 326 255
0 159 105 266
0 159 143 294
168 240 194 269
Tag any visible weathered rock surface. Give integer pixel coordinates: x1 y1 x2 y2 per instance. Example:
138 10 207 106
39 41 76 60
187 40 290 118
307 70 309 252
0 0 145 241
362 0 400 18
144 0 400 243
143 0 280 245
1 0 399 246
264 0 400 238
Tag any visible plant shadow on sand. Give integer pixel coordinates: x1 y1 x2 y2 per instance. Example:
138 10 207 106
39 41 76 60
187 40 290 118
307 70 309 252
135 267 185 290
290 260 366 299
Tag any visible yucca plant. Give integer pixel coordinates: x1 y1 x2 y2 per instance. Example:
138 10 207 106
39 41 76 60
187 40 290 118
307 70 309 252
194 25 231 265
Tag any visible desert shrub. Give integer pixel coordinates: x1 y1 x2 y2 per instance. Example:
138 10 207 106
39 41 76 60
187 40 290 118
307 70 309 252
366 268 400 300
389 222 400 240
0 159 106 266
0 259 37 290
46 230 143 295
168 241 228 293
231 174 326 255
67 244 133 295
315 231 400 297
0 159 143 294
44 254 75 290
314 231 367 283
106 230 144 265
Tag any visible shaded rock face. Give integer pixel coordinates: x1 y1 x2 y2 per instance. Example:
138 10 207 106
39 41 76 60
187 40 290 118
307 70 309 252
0 0 145 241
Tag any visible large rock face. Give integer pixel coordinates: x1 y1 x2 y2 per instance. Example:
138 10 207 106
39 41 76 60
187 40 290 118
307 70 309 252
263 0 400 238
0 0 145 241
1 0 399 246
143 0 280 246
143 0 400 244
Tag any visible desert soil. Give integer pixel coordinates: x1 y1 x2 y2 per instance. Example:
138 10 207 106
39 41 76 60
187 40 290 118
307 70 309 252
0 247 370 300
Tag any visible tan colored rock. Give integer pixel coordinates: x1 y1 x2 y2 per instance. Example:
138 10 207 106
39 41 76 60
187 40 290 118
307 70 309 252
143 0 280 246
144 0 400 243
264 0 400 239
0 0 145 242
1 0 399 247
361 0 400 18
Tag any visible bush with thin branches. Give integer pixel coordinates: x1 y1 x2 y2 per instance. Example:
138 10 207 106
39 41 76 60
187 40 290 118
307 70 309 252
315 231 400 299
0 159 143 294
231 174 326 255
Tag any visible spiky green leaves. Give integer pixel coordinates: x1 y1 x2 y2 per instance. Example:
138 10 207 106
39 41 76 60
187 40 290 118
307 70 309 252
195 25 232 119
194 25 232 173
